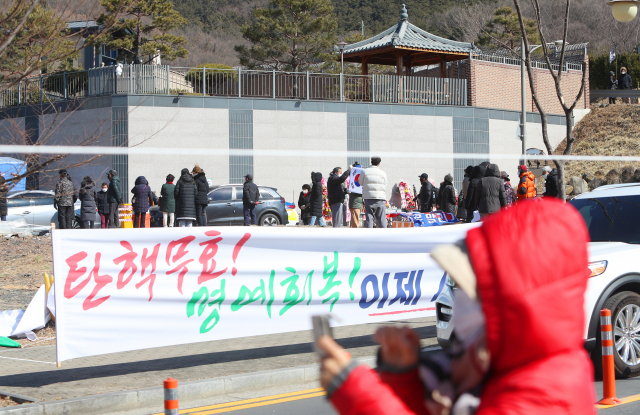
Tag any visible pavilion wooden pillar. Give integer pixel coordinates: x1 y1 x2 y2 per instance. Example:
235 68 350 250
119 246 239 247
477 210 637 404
405 55 413 77
361 56 369 76
439 55 447 78
395 52 404 76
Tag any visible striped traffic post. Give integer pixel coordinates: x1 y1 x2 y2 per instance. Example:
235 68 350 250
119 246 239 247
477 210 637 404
164 378 179 415
597 309 621 405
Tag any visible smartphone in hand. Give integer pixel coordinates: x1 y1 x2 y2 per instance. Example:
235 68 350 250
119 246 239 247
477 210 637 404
312 315 333 357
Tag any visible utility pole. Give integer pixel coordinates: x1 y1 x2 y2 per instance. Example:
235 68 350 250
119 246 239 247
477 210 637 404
520 36 527 164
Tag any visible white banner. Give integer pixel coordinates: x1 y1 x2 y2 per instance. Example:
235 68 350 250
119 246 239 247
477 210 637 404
52 225 476 362
348 167 363 194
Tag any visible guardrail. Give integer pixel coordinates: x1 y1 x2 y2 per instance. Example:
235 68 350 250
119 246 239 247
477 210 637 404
0 65 468 108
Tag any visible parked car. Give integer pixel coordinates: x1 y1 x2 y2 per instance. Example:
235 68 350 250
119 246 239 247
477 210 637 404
6 190 100 228
149 184 289 227
435 183 640 378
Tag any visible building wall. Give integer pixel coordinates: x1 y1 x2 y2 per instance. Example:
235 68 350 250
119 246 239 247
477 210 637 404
416 57 589 115
0 95 571 211
127 105 229 195
369 113 453 193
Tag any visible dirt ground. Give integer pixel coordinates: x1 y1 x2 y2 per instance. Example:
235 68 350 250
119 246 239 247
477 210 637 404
0 396 19 408
1 235 56 349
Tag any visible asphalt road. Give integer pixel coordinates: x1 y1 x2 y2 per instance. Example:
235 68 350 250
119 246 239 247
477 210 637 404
177 377 640 415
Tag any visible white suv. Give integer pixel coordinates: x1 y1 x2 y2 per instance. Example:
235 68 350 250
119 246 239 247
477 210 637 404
436 183 640 378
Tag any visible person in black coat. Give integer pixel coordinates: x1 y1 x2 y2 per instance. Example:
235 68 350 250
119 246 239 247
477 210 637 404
131 176 153 228
619 67 633 103
440 174 457 214
96 182 110 228
79 176 97 229
417 173 434 213
308 172 326 226
242 174 260 226
0 176 8 221
465 164 486 222
477 164 507 217
542 167 559 198
327 166 350 228
298 184 312 225
175 168 198 227
608 71 618 104
192 164 210 226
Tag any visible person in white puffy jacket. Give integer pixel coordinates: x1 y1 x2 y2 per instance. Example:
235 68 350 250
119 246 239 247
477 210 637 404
360 157 388 228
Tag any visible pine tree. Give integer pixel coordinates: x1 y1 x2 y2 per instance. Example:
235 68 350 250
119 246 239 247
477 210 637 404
234 0 338 72
477 6 540 50
97 0 189 65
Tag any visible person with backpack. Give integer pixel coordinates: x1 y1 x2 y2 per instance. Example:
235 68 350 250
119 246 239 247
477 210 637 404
95 182 110 228
175 168 198 227
79 176 97 229
501 171 516 206
439 174 457 214
54 169 76 229
160 174 176 227
131 176 153 228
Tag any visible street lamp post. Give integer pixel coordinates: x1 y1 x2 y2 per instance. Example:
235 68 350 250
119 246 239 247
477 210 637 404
336 41 348 74
607 0 639 22
520 40 542 165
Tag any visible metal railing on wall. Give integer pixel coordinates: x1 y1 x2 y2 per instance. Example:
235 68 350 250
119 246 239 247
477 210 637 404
473 53 585 72
0 65 468 109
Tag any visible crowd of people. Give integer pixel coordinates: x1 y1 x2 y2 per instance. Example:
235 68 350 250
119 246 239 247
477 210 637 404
299 158 560 228
3 156 558 230
49 164 264 229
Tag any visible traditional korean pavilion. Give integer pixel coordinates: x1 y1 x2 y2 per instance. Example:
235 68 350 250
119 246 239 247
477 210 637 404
341 5 479 77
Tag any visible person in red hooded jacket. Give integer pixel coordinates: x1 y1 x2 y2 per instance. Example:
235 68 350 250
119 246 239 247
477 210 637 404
317 198 595 415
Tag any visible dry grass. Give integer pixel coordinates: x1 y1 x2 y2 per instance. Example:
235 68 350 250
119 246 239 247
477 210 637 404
554 104 640 181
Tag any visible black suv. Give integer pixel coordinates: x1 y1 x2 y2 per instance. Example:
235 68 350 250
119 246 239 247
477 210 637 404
150 184 289 226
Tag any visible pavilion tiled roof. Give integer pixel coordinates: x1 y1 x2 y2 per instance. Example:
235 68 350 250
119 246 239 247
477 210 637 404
343 5 478 56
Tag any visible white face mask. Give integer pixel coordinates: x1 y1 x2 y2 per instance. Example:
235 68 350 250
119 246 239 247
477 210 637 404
102 188 108 192
622 71 627 75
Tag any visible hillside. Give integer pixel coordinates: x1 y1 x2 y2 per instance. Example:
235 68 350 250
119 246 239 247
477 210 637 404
555 104 640 182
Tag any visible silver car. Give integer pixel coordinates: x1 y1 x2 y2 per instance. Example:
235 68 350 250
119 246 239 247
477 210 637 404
6 190 100 228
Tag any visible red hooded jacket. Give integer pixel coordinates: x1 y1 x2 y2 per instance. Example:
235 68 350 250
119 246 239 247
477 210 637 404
330 199 595 415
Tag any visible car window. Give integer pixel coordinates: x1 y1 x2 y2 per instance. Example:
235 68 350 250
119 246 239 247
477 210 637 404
209 187 233 201
570 195 640 244
259 187 279 198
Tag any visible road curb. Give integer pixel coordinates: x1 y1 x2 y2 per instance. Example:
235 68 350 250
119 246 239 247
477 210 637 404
0 356 377 415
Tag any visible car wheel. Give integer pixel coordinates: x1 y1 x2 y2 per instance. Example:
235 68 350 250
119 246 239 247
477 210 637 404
260 213 280 226
594 291 640 379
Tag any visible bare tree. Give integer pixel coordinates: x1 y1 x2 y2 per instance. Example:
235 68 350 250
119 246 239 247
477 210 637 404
1 99 175 192
0 0 137 92
512 0 588 200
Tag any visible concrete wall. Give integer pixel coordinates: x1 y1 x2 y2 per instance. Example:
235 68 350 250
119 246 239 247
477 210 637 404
253 110 347 202
127 106 229 195
369 114 453 192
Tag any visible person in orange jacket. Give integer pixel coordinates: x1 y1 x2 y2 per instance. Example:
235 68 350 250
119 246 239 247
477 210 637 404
317 199 595 415
517 165 536 201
